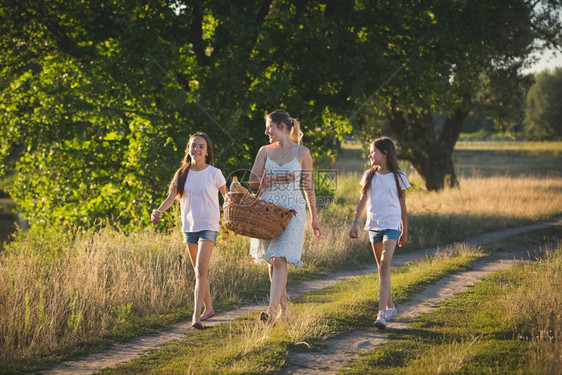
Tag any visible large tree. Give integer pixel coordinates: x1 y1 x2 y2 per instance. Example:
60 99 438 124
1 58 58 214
0 0 382 227
358 0 561 190
1 0 560 228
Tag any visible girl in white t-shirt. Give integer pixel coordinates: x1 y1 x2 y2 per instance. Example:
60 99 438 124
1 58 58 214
151 132 227 330
349 137 410 330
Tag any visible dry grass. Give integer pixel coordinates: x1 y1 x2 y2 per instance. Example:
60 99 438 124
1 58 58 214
455 141 562 152
0 226 265 365
0 228 190 362
500 243 562 374
415 337 482 375
407 174 562 221
1 141 562 366
3 172 560 365
334 172 562 249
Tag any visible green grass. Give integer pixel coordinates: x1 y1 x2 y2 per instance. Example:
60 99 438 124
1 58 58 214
340 226 562 375
453 149 562 177
102 226 561 374
100 247 482 374
337 140 562 175
1 141 561 371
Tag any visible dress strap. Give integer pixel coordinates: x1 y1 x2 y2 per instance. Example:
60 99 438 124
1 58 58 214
295 145 300 161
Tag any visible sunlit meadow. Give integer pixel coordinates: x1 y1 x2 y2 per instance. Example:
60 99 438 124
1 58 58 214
0 141 561 367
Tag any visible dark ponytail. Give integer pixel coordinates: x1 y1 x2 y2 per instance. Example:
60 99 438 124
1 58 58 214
361 167 377 195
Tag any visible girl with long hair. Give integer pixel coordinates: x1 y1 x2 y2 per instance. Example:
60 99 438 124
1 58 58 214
151 132 227 329
349 137 410 330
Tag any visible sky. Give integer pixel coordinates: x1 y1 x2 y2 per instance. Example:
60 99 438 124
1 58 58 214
525 48 562 74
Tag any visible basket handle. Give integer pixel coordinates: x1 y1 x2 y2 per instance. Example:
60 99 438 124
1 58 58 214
254 171 267 199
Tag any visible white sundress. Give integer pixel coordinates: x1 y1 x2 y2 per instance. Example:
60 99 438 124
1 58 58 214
249 146 306 267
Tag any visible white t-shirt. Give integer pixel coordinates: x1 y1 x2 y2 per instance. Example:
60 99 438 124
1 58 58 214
360 170 410 231
176 165 226 233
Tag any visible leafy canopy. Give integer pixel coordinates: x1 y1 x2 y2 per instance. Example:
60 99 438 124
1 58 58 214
1 0 560 226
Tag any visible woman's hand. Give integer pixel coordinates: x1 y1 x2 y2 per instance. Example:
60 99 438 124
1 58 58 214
349 223 359 239
311 219 322 238
398 231 408 247
151 210 162 224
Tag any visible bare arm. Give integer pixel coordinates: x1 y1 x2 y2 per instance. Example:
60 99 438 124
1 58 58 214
249 146 267 191
398 192 408 247
349 193 367 239
151 186 177 223
219 184 228 199
301 147 321 238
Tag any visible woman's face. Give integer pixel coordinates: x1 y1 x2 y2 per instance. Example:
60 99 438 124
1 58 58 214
189 136 208 162
368 144 385 167
264 117 284 143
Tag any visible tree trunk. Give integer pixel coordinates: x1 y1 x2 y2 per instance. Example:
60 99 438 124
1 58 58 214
387 106 469 191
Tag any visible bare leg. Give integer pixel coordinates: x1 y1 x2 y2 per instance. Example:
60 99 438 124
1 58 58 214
267 257 288 319
372 241 395 310
187 244 212 315
190 241 214 323
373 239 397 313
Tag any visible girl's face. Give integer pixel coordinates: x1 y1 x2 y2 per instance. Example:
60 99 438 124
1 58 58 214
368 144 386 167
264 118 285 143
189 136 208 163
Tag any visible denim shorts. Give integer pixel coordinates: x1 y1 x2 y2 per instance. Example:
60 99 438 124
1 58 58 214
183 230 219 244
368 229 401 243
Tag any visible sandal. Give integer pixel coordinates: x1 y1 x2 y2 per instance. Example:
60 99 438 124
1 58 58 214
191 321 205 330
201 309 216 321
259 311 273 324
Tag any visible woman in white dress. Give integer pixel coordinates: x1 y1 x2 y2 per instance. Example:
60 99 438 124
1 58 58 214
249 109 322 323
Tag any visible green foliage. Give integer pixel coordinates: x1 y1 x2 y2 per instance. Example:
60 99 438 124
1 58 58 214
0 0 379 229
524 67 562 139
1 0 561 228
472 71 533 136
354 0 561 190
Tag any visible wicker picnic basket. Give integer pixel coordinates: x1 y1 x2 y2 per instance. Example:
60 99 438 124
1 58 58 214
223 191 296 240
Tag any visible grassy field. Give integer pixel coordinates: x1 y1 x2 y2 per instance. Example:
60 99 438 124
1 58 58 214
102 227 560 374
100 245 484 374
0 141 561 372
453 142 562 177
454 140 562 152
342 229 562 375
336 139 562 177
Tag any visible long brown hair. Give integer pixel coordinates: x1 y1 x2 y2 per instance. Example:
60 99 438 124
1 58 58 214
267 109 303 144
169 132 215 199
361 137 405 198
